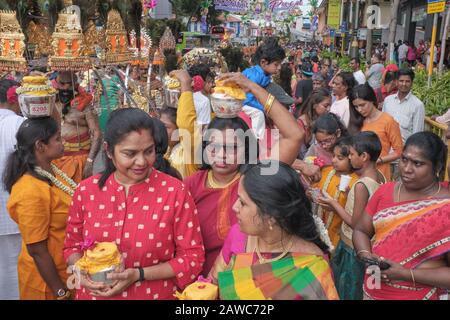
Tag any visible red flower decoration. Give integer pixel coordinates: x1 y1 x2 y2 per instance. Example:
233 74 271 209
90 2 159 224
192 75 205 92
314 157 326 169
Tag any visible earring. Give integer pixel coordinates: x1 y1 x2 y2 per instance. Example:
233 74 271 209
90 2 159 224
269 223 273 231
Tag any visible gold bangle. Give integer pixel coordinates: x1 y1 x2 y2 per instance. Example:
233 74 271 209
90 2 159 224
264 94 275 114
410 269 416 287
263 94 273 111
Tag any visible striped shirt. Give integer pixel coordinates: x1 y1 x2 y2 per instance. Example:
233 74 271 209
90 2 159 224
0 109 24 235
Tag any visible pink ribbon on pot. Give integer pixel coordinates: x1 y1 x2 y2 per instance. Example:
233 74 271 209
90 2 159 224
80 236 95 251
197 275 213 283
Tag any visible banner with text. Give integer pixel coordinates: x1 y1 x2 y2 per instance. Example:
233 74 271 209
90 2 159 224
327 0 341 29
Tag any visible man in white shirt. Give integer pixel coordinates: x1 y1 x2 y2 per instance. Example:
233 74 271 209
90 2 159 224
383 69 425 143
350 57 366 85
330 72 356 127
0 79 25 300
398 41 409 66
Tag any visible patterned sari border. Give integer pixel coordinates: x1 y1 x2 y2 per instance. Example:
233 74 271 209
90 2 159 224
400 237 450 266
373 198 450 223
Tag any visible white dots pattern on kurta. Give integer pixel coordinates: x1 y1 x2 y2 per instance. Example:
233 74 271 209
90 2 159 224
64 171 205 300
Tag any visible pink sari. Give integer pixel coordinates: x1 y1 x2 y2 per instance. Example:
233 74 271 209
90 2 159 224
364 198 450 300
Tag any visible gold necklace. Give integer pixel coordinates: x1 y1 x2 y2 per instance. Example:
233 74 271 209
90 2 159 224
255 236 294 264
397 182 441 202
207 170 241 189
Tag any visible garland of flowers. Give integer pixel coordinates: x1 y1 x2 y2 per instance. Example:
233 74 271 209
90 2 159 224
317 169 342 229
34 164 77 196
312 214 334 252
16 85 56 95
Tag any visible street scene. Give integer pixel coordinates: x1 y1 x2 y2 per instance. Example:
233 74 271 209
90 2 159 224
0 0 449 301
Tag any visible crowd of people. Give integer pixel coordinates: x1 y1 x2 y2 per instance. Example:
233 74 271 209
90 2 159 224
0 37 449 301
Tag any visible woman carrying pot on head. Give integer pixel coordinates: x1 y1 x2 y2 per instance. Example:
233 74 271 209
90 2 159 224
183 71 304 277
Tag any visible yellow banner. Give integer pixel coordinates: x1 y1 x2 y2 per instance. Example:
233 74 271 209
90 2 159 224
327 0 341 29
427 2 445 14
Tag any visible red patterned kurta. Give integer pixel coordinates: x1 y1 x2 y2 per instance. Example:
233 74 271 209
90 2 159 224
63 170 205 300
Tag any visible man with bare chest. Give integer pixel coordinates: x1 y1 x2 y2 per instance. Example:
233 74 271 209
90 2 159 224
52 71 102 183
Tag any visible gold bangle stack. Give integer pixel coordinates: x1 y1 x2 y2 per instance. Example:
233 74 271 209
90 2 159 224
264 94 275 115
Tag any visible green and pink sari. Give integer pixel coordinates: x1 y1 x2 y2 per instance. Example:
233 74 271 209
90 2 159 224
211 225 339 300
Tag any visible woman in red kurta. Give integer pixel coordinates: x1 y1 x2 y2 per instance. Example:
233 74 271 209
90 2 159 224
64 105 204 300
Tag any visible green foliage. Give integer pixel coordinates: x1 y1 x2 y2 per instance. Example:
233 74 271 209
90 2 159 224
145 18 186 46
169 0 222 26
413 69 450 117
164 49 179 73
220 47 245 72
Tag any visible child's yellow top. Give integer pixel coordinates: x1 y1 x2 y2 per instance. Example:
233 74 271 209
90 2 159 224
313 166 359 248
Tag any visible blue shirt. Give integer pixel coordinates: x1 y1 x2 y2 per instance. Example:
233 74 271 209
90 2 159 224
242 65 272 111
